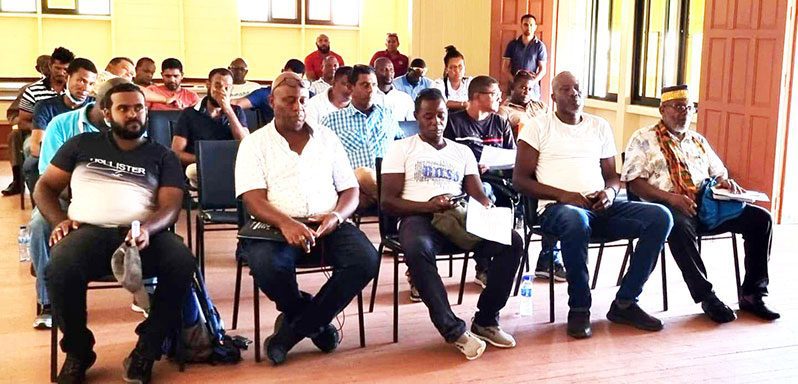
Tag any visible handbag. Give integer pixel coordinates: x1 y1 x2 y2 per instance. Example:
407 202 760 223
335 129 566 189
431 200 482 251
697 177 745 230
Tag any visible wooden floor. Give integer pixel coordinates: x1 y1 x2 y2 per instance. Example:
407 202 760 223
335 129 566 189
1 162 797 383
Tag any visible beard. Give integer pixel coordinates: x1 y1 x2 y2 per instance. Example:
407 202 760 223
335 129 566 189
165 82 180 91
317 43 330 54
110 118 147 140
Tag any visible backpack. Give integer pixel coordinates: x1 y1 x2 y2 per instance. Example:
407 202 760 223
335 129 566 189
164 265 249 367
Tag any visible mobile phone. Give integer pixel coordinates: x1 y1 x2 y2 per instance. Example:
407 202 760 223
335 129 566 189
449 193 468 203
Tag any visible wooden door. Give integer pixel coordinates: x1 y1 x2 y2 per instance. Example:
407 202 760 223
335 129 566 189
489 0 556 100
697 0 791 211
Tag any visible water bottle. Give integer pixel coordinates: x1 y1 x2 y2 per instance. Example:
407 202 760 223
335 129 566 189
519 274 533 316
18 225 31 262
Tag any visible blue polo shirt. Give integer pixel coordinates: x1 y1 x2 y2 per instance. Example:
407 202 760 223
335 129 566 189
245 87 274 125
38 102 104 174
392 75 434 101
503 36 547 100
32 95 93 131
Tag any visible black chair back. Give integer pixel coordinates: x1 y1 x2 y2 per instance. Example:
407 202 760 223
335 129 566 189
375 158 400 239
243 108 261 133
196 140 239 210
522 196 541 228
398 120 419 137
147 110 181 148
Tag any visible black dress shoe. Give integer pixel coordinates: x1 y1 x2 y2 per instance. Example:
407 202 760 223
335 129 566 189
567 310 592 339
739 296 781 320
1 181 21 196
264 313 304 365
606 301 664 331
701 296 737 323
311 323 340 353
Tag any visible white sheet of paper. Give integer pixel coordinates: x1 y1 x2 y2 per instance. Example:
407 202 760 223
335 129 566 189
479 146 517 169
465 198 513 245
711 187 770 202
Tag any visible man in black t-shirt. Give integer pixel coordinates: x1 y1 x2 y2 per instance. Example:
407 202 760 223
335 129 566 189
443 76 516 288
35 83 194 384
172 67 249 187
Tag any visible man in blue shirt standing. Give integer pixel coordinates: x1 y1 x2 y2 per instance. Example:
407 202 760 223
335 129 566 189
501 14 547 101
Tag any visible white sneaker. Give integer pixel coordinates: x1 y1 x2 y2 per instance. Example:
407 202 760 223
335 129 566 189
33 306 52 329
453 331 486 360
131 302 149 319
409 285 422 302
474 270 488 289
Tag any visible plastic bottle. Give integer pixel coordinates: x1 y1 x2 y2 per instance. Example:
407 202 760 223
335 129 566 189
18 225 31 262
519 274 533 316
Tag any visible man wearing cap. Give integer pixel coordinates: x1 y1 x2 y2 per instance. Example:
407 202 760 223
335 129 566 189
621 85 780 323
235 71 378 365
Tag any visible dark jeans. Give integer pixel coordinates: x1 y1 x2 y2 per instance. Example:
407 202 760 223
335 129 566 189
399 215 523 343
539 201 673 311
23 154 39 194
46 225 194 360
666 203 771 302
241 222 378 338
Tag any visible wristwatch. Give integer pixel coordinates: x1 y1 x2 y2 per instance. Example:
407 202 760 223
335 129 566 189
330 211 344 225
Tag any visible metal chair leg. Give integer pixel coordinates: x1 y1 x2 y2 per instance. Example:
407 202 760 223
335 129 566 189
50 315 57 382
185 198 193 250
615 240 633 286
661 249 668 311
549 251 555 323
591 243 606 289
448 254 454 278
357 292 365 348
731 234 742 299
369 243 383 313
392 252 399 343
513 232 532 296
457 253 469 305
253 274 261 362
232 258 243 329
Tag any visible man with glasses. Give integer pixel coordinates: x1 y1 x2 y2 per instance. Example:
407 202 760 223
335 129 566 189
393 58 434 101
443 75 515 289
621 84 780 324
228 58 262 99
369 32 410 76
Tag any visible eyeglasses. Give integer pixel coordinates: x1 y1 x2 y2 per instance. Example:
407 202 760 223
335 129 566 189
664 104 695 113
272 76 305 90
477 90 502 100
409 67 427 73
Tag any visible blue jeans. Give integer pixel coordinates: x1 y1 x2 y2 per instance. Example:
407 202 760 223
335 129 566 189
30 207 52 306
399 215 523 342
241 222 378 338
22 154 39 195
539 201 673 310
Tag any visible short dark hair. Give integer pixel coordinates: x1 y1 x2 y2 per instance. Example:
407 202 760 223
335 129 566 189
208 67 233 81
409 58 426 68
414 88 445 112
66 58 97 75
135 57 154 68
103 82 145 109
521 14 537 23
348 64 375 85
50 47 75 64
467 75 499 100
108 57 134 66
511 71 535 88
161 58 183 73
283 59 305 75
334 66 353 82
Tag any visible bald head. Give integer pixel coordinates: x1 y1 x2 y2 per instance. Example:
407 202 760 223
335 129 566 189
270 71 309 131
321 55 340 81
374 57 395 86
316 34 331 54
551 71 583 117
228 58 249 84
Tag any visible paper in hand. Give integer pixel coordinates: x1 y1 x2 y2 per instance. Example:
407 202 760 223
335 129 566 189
465 198 513 245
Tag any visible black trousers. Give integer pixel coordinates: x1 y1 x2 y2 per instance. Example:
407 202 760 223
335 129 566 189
46 225 195 360
666 203 771 303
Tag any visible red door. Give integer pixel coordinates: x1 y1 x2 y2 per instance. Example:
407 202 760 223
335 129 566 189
697 0 791 211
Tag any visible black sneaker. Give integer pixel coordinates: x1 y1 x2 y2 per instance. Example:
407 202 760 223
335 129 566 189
264 313 304 365
606 301 664 331
701 295 737 323
535 261 567 282
566 310 592 339
123 349 154 384
57 350 96 384
311 323 340 353
739 295 780 321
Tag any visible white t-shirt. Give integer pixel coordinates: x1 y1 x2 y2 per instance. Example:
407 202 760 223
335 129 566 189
305 88 347 126
309 78 333 96
432 76 472 102
231 81 262 99
382 135 478 202
518 112 617 209
373 87 415 121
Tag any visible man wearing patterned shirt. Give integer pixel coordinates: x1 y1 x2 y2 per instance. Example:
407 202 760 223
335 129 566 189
321 65 402 209
621 84 779 323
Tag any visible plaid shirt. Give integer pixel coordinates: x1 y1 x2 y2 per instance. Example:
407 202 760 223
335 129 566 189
321 103 403 169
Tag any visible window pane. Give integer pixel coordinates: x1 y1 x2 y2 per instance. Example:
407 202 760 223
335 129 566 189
331 0 359 25
78 0 110 15
1 0 36 12
684 0 704 101
239 0 269 21
587 0 620 99
308 0 331 20
271 0 296 19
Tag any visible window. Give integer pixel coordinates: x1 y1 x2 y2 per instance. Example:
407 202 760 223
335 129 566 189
239 0 300 23
42 0 110 15
0 0 36 12
586 0 622 101
305 0 360 26
632 0 703 106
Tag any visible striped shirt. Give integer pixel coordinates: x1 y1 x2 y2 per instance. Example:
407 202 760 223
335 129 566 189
321 103 403 169
19 78 62 113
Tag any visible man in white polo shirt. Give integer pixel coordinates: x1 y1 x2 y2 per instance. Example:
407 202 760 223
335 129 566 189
304 66 352 126
373 57 415 121
235 72 378 366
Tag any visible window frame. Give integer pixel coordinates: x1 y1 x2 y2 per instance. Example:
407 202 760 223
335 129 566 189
0 0 37 13
631 0 691 107
239 0 301 24
586 0 618 102
304 0 360 27
42 0 110 15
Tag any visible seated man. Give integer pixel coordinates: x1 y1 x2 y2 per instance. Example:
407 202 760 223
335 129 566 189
622 85 779 322
133 57 156 87
373 57 415 122
233 59 308 126
308 55 339 96
146 58 201 111
228 58 262 99
322 64 402 210
381 88 523 360
28 77 122 331
172 68 249 187
36 82 194 383
513 71 673 339
393 58 434 101
305 66 352 126
235 72 378 365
